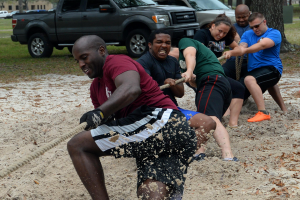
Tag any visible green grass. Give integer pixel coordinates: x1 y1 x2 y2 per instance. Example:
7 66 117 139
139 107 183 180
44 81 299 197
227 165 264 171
0 30 12 38
0 19 12 29
284 20 300 46
0 37 128 83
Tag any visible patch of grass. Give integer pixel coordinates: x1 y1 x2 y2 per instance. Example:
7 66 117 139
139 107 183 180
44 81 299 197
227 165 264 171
0 19 12 29
0 37 128 83
0 30 12 38
285 20 300 46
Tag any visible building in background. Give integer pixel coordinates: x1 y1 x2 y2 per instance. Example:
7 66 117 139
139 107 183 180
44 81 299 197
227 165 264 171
0 0 54 12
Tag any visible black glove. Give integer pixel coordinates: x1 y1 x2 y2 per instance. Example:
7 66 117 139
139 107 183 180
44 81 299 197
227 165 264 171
80 108 104 130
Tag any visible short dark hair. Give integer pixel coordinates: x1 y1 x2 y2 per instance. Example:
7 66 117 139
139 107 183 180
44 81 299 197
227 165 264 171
148 29 172 44
248 12 265 22
207 14 236 41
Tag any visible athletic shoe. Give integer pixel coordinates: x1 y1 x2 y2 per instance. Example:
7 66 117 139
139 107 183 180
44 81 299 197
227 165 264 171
223 157 239 162
190 153 206 163
247 111 270 122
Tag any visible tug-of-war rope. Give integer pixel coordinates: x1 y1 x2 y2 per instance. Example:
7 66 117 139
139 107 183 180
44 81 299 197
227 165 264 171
0 55 226 178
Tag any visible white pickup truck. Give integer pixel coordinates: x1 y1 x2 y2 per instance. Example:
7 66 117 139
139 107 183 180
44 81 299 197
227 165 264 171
153 0 236 28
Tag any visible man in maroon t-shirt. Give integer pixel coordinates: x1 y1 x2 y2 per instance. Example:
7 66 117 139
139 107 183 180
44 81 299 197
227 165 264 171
67 35 197 199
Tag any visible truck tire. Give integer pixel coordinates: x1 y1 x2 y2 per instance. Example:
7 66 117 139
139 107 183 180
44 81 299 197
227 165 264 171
28 33 53 58
126 29 149 58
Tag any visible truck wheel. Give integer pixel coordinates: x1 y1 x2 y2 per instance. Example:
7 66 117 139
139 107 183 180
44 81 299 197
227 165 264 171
126 29 149 58
28 33 53 58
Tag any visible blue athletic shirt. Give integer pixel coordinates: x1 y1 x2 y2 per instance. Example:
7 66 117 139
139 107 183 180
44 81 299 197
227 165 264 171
227 23 250 61
240 28 283 75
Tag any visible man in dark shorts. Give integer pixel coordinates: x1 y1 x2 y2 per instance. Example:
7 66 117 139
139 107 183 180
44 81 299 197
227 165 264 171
67 35 197 199
224 5 287 114
178 38 238 161
137 29 216 162
224 12 283 122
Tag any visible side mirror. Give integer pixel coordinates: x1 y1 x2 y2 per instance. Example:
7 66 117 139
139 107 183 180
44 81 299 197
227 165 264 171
99 5 115 13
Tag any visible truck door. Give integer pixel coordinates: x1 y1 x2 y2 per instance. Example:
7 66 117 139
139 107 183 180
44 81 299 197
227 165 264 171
81 0 122 42
56 0 84 43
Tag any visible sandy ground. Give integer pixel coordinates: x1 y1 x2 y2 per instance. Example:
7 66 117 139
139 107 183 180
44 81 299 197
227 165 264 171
0 71 300 200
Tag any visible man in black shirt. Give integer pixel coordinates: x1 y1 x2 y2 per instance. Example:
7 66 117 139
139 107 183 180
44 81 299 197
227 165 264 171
137 29 218 162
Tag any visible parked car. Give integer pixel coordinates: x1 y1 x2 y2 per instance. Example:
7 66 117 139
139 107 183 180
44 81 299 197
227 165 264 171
153 0 236 28
11 0 200 58
26 10 48 13
5 10 19 19
0 10 9 18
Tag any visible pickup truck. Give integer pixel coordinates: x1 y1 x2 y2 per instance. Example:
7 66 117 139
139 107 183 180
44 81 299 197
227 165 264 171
153 0 236 28
11 0 200 58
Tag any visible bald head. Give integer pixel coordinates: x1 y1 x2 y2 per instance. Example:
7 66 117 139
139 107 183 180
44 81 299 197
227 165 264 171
236 4 249 14
235 4 251 27
73 35 107 54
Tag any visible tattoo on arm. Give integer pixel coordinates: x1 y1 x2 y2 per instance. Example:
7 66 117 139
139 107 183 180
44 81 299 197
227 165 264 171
239 42 248 48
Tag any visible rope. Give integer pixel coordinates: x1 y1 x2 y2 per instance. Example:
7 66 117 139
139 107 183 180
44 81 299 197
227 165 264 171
0 122 87 178
235 56 243 81
0 55 225 178
159 77 185 90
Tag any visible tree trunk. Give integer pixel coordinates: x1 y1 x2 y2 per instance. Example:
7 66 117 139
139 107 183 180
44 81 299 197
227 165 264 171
250 0 295 52
283 0 287 5
245 0 252 10
18 0 23 13
288 0 292 5
237 0 243 6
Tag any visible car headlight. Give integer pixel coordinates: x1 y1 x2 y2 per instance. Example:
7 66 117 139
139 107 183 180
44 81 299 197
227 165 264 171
152 15 170 26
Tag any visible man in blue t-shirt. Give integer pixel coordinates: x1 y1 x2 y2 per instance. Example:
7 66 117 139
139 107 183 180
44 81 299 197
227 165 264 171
224 5 287 116
224 12 283 122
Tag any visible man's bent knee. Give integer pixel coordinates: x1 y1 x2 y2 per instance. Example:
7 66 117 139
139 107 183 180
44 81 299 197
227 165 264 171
67 130 103 157
244 75 257 87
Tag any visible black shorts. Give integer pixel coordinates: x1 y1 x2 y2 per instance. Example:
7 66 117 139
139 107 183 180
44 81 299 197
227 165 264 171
239 66 281 100
90 105 197 194
195 75 232 120
227 77 245 99
222 58 248 80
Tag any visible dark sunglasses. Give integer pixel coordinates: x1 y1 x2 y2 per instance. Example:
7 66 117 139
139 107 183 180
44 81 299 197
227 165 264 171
250 20 264 29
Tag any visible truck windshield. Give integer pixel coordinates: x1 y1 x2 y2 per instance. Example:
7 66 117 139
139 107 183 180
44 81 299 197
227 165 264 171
188 0 230 11
113 0 157 8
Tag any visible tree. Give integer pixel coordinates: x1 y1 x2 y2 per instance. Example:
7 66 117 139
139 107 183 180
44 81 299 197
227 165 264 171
248 0 296 52
18 0 23 13
236 0 243 6
245 0 252 8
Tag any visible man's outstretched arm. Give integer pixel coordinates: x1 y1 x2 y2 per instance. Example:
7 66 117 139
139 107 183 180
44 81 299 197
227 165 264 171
242 38 275 54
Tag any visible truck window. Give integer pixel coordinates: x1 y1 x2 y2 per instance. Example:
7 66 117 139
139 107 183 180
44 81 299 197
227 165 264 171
62 0 81 12
155 0 186 7
86 0 110 11
113 0 154 8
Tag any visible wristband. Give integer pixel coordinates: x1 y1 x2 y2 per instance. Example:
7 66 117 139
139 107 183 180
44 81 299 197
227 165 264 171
96 108 105 120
